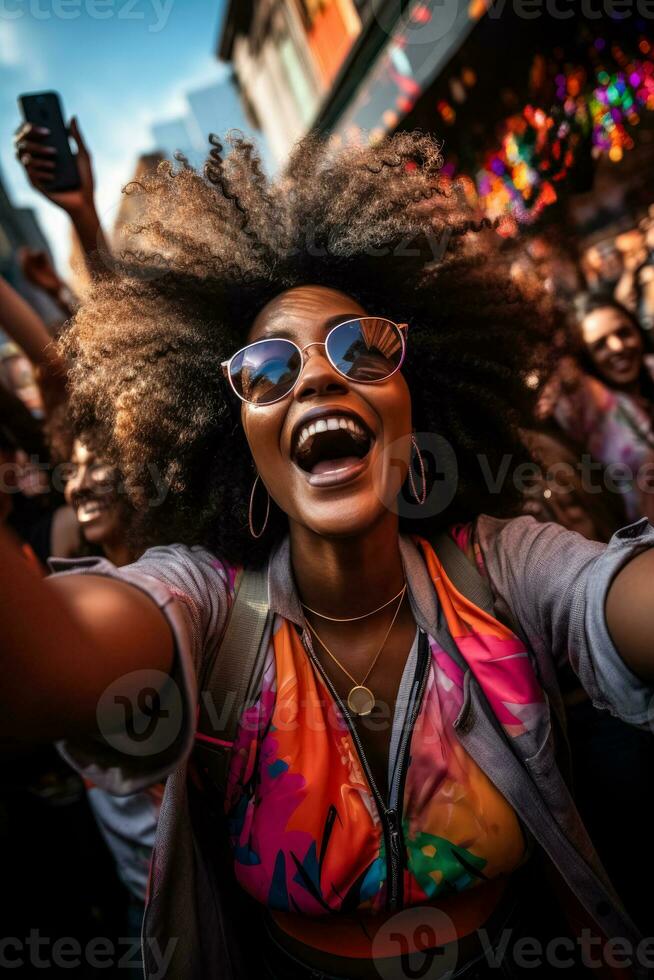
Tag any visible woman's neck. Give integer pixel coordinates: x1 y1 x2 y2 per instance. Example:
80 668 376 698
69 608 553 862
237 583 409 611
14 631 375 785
288 512 406 620
101 536 133 568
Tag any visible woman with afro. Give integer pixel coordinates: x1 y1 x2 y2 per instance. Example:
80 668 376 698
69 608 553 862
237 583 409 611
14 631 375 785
2 132 654 980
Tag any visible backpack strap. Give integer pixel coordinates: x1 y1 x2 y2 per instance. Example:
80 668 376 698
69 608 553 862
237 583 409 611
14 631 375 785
194 566 270 794
432 530 496 617
433 528 572 783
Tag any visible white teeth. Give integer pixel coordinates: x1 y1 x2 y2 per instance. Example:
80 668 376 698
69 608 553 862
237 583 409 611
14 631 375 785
295 415 369 453
77 500 106 524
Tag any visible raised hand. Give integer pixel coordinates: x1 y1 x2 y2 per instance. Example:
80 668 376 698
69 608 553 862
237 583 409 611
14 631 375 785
14 116 94 216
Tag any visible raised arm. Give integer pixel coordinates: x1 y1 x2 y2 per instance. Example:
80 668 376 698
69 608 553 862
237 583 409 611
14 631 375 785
19 247 76 320
14 117 110 279
0 274 58 369
0 275 68 410
0 525 173 741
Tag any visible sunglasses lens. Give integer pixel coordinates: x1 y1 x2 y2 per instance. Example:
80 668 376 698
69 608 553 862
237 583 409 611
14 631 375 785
327 318 404 383
229 339 301 405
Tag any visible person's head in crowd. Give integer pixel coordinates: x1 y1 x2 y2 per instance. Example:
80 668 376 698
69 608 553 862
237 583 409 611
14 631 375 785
64 436 134 566
61 133 555 565
582 241 624 292
615 229 648 270
0 342 44 417
577 294 652 397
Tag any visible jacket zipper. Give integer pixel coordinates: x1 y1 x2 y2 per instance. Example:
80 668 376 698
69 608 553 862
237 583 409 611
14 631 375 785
301 626 430 911
386 630 430 908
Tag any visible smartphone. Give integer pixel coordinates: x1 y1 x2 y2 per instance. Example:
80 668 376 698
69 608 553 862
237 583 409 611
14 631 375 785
17 91 80 193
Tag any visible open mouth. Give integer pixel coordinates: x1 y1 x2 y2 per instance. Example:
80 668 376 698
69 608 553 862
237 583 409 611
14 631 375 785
75 497 110 525
292 412 374 486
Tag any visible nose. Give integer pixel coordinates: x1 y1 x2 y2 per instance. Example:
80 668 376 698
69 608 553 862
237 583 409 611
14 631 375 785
606 333 625 353
293 345 348 401
66 463 90 502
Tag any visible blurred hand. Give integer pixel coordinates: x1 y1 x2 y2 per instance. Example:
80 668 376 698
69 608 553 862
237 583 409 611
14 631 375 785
14 116 95 216
18 247 64 299
557 354 583 392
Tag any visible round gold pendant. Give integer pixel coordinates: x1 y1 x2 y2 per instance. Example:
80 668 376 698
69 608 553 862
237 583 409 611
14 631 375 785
347 685 375 716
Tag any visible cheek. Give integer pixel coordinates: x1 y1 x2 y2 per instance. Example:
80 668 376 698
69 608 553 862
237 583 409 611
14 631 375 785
105 506 122 532
380 378 413 439
241 405 284 475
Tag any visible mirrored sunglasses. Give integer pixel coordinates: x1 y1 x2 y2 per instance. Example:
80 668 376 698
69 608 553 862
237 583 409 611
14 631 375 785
222 317 408 406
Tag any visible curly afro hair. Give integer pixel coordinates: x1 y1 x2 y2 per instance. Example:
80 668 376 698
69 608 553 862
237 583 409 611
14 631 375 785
62 131 555 565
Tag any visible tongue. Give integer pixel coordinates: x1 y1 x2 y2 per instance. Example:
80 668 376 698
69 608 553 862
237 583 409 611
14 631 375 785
311 456 361 475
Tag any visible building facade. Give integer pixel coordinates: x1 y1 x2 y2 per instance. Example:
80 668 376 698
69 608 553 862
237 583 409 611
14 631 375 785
218 0 370 166
217 0 654 255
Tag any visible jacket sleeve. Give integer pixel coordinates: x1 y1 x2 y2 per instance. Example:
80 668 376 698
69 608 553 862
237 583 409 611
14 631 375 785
476 514 654 728
48 544 235 795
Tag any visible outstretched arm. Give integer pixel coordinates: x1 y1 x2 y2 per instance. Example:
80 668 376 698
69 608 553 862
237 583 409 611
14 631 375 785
0 526 173 741
477 515 654 728
606 549 654 682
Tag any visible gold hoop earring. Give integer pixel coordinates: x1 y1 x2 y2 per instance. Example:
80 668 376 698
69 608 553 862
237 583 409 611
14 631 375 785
249 474 270 539
408 435 427 506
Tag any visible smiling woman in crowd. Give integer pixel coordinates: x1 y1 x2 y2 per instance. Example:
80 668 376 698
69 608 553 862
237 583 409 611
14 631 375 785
63 436 134 567
555 295 654 523
1 133 654 980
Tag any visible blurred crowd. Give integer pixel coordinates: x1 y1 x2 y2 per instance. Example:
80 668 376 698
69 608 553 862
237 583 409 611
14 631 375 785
2 115 654 974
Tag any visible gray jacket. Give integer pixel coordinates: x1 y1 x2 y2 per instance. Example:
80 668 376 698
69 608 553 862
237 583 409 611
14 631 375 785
52 515 654 979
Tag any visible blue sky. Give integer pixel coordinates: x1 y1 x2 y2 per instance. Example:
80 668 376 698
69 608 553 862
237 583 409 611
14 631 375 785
0 0 250 273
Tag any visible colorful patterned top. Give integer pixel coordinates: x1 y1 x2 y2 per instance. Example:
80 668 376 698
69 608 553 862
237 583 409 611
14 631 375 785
224 535 537 959
555 359 654 523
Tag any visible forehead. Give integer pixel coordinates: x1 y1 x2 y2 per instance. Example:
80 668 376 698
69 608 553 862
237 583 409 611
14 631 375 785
71 440 93 465
249 286 368 342
582 307 635 344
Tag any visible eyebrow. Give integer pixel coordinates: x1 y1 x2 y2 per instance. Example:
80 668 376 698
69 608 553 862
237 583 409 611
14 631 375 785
258 313 364 341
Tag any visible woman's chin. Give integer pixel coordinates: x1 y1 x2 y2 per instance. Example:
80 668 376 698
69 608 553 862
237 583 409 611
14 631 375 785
294 495 394 540
81 521 113 546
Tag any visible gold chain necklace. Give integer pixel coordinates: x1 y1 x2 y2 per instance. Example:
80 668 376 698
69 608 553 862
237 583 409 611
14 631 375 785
304 585 407 717
301 583 407 623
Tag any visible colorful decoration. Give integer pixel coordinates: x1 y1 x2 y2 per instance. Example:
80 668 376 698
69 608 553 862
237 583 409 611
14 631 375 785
475 36 654 224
